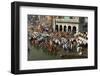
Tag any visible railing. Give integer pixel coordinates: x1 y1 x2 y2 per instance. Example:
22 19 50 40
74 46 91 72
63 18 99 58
55 19 79 23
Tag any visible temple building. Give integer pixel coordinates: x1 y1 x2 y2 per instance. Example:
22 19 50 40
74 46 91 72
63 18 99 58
53 16 88 33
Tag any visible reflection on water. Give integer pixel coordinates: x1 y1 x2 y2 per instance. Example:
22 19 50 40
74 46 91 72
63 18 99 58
28 46 60 61
28 45 87 61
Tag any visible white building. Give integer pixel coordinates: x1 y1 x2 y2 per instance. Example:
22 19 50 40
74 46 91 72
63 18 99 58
53 17 79 33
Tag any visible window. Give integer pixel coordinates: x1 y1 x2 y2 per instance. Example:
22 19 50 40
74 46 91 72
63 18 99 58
73 26 76 33
64 26 66 32
60 25 62 31
68 26 71 32
70 17 73 19
55 25 58 32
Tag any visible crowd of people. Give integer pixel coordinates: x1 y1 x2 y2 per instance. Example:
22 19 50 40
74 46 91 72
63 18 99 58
28 25 88 57
74 32 88 40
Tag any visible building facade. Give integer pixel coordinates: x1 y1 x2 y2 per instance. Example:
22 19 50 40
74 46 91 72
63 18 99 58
53 16 79 33
53 16 88 33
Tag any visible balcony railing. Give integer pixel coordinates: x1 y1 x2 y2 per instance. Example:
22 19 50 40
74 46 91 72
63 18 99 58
55 19 79 23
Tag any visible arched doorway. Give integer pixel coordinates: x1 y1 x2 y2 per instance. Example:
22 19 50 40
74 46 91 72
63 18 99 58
72 26 76 33
60 25 62 32
55 25 58 32
64 26 66 32
68 26 71 32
